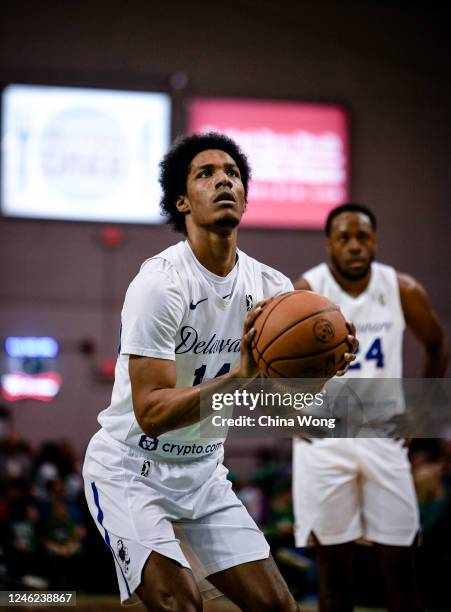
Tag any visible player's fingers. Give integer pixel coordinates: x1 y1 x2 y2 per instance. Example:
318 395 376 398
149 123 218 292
347 334 359 353
255 297 272 310
336 352 356 376
345 319 356 336
243 305 264 333
241 326 256 350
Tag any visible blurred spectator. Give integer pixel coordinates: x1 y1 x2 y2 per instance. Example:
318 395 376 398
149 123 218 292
0 478 45 586
0 437 33 481
59 441 84 503
0 434 450 605
264 482 293 547
235 478 265 524
410 438 451 608
38 478 86 589
414 460 448 531
263 480 316 603
33 443 61 501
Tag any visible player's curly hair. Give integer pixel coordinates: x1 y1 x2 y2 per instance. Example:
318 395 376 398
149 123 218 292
159 132 251 233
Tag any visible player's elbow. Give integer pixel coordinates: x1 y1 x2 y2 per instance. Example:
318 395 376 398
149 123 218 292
136 414 168 438
134 401 169 438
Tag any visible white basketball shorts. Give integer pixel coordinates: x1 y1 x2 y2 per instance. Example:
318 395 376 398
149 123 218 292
83 429 270 605
292 438 419 547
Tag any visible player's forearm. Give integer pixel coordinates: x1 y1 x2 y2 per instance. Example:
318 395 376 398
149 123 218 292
422 338 449 377
134 367 247 437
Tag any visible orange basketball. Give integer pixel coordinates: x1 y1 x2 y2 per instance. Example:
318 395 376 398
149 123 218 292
251 290 349 378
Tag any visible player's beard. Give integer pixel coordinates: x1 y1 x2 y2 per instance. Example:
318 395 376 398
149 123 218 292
331 252 373 281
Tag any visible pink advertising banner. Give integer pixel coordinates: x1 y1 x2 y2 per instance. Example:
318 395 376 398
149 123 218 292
188 98 350 229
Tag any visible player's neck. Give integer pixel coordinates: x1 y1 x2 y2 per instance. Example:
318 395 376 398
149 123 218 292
187 229 238 277
329 265 371 297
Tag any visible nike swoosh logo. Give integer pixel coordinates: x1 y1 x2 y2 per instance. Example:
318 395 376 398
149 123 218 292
190 298 208 310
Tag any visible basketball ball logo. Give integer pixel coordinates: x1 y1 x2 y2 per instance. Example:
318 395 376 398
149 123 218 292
251 291 348 379
313 319 335 343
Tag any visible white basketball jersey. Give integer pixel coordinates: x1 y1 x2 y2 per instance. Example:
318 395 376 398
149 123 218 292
98 241 292 461
304 262 405 379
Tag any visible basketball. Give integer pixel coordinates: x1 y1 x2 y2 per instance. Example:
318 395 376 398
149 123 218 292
251 290 349 378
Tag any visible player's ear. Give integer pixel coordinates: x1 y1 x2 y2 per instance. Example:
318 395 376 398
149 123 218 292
176 195 190 213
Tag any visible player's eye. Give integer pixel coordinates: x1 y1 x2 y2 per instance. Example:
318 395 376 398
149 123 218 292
227 168 240 177
197 169 211 178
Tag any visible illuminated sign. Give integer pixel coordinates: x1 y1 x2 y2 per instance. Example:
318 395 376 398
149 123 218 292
1 372 62 402
2 335 62 401
2 84 171 223
188 98 350 229
5 336 59 358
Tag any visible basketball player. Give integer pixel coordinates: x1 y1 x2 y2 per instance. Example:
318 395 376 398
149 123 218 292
292 203 448 612
83 133 357 611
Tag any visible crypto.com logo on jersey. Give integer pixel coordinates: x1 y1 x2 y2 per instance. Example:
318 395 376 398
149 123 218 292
188 98 349 229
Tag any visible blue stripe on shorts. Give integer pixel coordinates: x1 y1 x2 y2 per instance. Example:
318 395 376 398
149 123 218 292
91 481 132 597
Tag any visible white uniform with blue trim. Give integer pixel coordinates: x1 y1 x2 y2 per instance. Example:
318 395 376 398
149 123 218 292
292 262 419 547
83 241 293 603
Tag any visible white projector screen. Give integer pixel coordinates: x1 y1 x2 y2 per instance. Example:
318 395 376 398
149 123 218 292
1 84 171 223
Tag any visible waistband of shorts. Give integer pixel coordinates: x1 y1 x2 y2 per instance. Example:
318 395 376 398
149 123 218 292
94 428 225 464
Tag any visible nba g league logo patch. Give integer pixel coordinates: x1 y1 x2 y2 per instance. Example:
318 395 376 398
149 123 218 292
117 539 131 573
246 294 254 311
313 318 335 343
141 460 150 477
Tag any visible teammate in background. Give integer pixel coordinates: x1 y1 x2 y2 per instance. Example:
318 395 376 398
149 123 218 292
83 133 358 611
292 203 448 612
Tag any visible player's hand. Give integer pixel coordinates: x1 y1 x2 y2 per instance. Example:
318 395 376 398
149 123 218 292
235 298 272 379
336 319 358 376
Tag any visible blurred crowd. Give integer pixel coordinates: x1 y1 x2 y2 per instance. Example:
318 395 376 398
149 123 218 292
0 434 87 591
1 419 450 607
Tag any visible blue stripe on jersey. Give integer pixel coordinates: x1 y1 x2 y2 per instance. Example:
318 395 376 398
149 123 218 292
91 481 131 598
117 322 122 355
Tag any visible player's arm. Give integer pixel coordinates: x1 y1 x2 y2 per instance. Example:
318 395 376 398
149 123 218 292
129 303 267 438
293 277 311 290
398 273 449 377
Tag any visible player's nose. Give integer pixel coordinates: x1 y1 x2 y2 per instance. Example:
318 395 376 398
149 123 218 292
215 172 233 189
348 237 362 252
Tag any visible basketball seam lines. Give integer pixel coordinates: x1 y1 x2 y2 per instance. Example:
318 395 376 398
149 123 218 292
266 338 348 365
254 349 285 378
253 292 294 349
257 305 340 358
